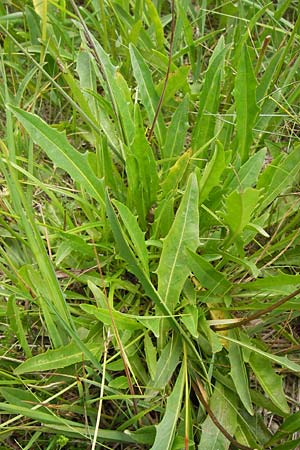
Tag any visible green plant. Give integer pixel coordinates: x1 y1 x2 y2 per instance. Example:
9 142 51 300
0 1 300 449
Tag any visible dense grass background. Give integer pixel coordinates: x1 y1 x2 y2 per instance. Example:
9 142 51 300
0 0 300 449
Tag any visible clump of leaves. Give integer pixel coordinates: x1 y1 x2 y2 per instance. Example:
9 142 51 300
0 1 300 449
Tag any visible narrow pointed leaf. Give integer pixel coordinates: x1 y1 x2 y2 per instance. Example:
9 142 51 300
228 332 253 415
198 142 226 205
226 148 267 191
0 403 137 442
187 250 231 296
249 352 290 415
162 95 189 164
157 173 199 311
106 191 208 377
199 383 237 450
257 145 300 211
192 37 227 153
223 188 260 237
221 336 300 372
129 44 166 146
113 200 149 274
14 340 103 375
84 32 135 144
148 336 182 393
233 45 260 163
150 365 184 450
7 105 105 206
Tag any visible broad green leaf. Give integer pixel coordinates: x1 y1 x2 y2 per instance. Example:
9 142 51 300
157 173 199 311
150 364 184 450
106 191 208 377
101 137 126 198
137 316 160 338
162 95 189 164
249 352 289 415
250 389 290 417
127 342 149 385
199 383 237 450
234 425 256 450
125 427 156 445
223 188 260 238
14 340 103 375
88 281 107 308
228 332 253 415
187 250 231 297
129 44 166 146
198 142 226 205
8 105 105 206
113 200 149 275
192 37 227 153
233 45 260 163
221 335 300 372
